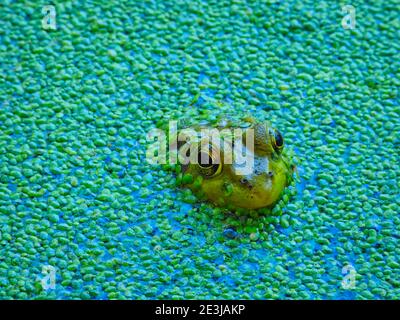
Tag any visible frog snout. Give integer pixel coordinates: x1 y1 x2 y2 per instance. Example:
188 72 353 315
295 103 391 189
239 177 254 189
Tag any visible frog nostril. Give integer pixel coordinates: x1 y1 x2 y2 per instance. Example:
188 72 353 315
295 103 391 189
268 171 274 178
240 178 253 189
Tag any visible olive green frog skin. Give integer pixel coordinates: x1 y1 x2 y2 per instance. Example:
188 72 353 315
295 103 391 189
178 118 293 210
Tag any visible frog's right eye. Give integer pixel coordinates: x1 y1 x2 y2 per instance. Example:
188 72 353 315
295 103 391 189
271 129 284 152
197 151 222 177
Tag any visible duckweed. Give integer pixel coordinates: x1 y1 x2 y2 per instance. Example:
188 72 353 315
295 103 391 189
0 0 398 300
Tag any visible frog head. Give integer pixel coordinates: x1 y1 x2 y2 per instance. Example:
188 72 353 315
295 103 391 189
178 120 293 209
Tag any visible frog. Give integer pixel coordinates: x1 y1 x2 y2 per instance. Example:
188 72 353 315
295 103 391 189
175 116 294 210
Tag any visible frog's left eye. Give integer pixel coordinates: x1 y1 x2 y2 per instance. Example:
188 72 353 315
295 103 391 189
197 150 222 178
272 129 284 151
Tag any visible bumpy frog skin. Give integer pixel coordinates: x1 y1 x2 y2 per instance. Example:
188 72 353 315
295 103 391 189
178 118 293 210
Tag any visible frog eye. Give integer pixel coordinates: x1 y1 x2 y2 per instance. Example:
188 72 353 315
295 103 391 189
197 150 222 177
272 129 284 151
